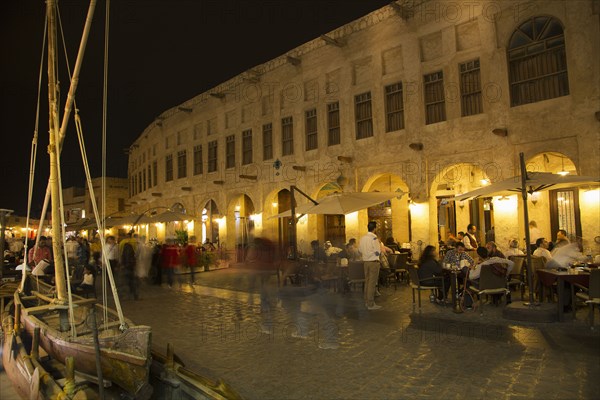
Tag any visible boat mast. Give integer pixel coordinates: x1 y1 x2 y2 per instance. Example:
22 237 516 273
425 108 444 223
47 0 68 303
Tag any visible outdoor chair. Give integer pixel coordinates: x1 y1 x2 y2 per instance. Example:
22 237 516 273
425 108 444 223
467 264 510 316
574 269 600 329
507 256 526 300
408 264 445 309
347 261 365 292
384 254 399 290
528 256 549 301
394 252 410 285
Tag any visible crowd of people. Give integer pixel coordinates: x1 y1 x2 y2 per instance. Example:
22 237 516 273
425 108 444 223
2 232 224 300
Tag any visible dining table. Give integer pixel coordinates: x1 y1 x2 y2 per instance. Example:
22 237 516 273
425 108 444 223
536 268 590 322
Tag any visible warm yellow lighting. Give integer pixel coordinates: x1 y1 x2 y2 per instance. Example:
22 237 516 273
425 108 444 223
155 223 163 227
272 202 278 208
480 179 490 186
557 170 569 176
235 205 241 211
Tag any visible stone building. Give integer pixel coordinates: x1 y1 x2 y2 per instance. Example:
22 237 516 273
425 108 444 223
126 0 599 258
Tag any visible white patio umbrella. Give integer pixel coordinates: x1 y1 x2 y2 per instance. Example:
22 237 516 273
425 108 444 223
454 172 599 201
453 154 599 306
271 191 406 218
148 210 196 223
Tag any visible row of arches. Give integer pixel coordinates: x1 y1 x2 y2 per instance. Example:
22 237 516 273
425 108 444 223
134 151 597 260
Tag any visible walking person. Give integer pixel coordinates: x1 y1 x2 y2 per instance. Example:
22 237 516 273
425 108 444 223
161 238 179 288
185 236 198 284
359 221 383 310
120 239 139 300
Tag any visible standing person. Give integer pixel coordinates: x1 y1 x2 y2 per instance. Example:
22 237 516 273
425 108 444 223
120 238 139 300
462 224 478 250
358 221 383 310
185 236 198 284
104 235 119 277
161 238 179 288
529 221 542 252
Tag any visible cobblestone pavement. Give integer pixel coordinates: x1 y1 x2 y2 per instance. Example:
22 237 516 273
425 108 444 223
2 267 599 400
119 268 599 400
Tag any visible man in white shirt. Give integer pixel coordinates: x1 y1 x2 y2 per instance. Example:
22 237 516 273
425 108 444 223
468 247 514 281
532 238 552 262
358 221 383 310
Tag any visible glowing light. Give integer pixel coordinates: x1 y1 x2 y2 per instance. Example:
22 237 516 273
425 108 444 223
272 202 278 208
480 178 490 186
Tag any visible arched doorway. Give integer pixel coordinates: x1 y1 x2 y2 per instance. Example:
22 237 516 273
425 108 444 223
200 200 220 246
363 174 409 246
228 195 255 262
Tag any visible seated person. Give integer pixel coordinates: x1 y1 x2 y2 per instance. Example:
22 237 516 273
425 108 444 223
75 265 95 294
418 245 450 301
442 242 475 271
485 241 505 259
468 247 514 282
546 242 585 270
310 240 327 262
384 237 400 252
324 241 343 257
339 238 361 261
532 238 552 262
504 239 524 257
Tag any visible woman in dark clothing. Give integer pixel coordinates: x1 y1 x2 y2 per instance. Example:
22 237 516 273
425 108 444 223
417 245 450 301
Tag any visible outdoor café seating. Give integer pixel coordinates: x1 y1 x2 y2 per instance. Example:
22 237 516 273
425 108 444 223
347 261 365 292
574 269 600 328
507 255 526 300
467 264 510 316
408 264 445 310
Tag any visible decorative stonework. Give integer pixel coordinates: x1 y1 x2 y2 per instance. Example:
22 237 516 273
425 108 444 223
326 69 341 95
352 56 373 86
382 45 404 75
456 20 481 51
420 31 443 62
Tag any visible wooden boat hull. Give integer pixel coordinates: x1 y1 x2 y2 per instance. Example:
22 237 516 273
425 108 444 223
15 286 153 399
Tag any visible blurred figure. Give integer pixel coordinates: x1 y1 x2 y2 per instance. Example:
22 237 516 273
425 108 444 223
546 242 585 269
418 245 449 302
529 220 542 252
359 221 382 310
185 236 198 284
120 235 139 300
161 238 180 288
310 240 327 262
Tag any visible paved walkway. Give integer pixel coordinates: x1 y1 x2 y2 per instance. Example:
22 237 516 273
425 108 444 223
2 266 599 399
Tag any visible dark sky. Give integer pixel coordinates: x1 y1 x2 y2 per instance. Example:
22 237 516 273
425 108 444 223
1 0 390 216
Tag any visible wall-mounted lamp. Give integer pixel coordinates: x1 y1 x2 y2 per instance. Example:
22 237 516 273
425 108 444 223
530 191 540 205
409 142 424 151
480 178 490 186
458 200 465 209
492 128 508 137
557 156 569 176
337 156 353 163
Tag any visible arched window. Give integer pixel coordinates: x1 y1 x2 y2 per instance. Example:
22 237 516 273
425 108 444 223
508 16 569 107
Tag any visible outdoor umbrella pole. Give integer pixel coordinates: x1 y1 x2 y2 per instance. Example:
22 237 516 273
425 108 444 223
519 152 535 306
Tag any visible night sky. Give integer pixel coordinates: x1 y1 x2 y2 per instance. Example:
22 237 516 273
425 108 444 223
1 0 390 216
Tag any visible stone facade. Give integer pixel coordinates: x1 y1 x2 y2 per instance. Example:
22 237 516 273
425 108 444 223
126 1 599 256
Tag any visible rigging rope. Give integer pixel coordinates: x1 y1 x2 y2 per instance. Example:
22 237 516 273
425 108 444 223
101 0 111 325
20 12 48 292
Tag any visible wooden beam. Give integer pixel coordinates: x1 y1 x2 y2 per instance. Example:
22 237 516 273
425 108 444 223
287 56 301 66
320 34 344 47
